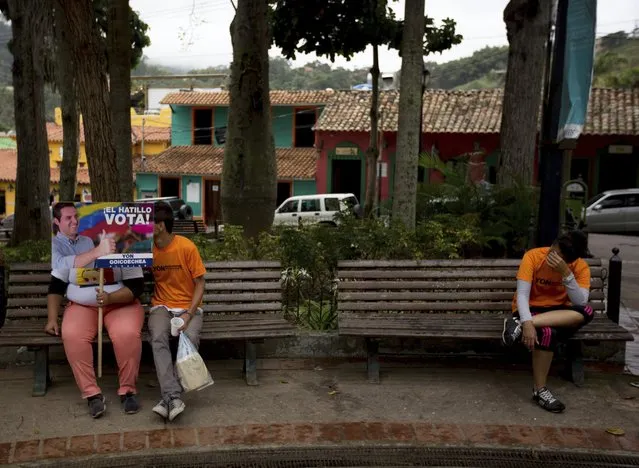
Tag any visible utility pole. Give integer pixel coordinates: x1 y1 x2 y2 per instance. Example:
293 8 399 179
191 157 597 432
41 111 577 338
141 116 145 171
537 0 568 247
537 0 596 246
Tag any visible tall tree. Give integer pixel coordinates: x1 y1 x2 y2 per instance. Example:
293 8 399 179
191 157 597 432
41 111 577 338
54 4 80 202
57 0 120 202
497 0 551 186
54 2 150 202
107 0 133 201
1 0 52 243
222 0 276 237
272 0 460 216
392 0 426 228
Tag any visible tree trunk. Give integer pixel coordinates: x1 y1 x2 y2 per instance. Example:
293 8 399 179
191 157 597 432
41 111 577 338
7 0 52 245
57 0 119 202
222 0 276 238
54 4 79 202
364 44 380 218
108 0 133 201
497 0 551 186
392 0 425 229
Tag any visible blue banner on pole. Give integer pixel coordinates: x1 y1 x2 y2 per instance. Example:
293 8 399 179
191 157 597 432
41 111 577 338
556 0 597 142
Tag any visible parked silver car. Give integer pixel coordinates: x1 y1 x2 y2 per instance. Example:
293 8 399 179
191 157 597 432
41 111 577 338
583 188 639 233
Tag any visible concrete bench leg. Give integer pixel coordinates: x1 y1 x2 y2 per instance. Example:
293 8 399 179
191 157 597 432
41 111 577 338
31 346 50 397
366 338 380 384
565 341 585 387
244 340 258 386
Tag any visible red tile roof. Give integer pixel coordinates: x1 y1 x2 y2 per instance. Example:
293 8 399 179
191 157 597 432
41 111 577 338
0 149 90 184
314 88 639 136
46 123 170 145
131 126 171 143
135 146 316 180
161 90 334 106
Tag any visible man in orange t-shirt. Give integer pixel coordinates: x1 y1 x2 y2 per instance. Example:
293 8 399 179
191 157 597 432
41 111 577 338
148 202 206 422
502 230 594 413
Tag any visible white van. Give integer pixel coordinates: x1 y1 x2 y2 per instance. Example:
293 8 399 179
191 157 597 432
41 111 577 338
273 193 360 226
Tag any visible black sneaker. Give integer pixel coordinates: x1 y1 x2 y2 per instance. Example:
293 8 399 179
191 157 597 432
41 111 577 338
120 392 140 415
533 387 566 413
502 316 522 346
87 394 106 419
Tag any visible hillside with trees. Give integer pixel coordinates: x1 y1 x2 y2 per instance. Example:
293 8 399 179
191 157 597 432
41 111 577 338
0 22 637 132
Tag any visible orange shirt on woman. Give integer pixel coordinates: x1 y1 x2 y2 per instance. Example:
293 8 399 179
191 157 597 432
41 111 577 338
512 247 590 312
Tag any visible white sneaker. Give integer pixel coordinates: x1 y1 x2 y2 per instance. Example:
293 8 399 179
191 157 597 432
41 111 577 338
168 397 185 421
152 399 169 419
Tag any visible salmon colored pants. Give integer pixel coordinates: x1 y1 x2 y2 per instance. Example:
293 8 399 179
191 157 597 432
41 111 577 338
61 301 145 399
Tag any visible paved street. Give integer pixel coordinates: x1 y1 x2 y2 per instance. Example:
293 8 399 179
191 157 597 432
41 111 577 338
588 234 639 375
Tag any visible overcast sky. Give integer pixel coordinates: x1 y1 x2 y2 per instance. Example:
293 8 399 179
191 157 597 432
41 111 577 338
130 0 638 72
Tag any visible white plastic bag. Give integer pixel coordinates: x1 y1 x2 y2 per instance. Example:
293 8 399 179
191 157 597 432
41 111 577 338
175 333 214 392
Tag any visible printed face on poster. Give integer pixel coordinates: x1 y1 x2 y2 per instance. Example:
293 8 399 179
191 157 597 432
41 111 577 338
52 202 154 268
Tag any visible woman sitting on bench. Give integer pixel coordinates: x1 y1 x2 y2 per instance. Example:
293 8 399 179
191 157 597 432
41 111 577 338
502 230 593 413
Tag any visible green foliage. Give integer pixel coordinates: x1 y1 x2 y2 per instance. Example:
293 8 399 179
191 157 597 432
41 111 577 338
271 0 461 63
590 31 638 89
0 240 51 263
417 152 536 258
426 46 508 90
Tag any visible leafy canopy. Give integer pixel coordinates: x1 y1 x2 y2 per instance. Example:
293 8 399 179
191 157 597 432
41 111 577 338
271 0 462 62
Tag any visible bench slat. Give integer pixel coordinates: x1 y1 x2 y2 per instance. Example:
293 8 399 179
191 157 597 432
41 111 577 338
9 274 51 284
338 290 605 302
338 278 604 291
202 293 282 302
204 282 282 291
204 261 281 269
203 271 281 280
338 315 632 341
338 301 605 312
9 263 51 272
201 302 282 313
337 258 603 269
8 285 49 295
338 268 603 280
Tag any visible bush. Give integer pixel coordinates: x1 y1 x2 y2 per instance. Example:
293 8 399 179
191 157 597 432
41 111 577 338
417 152 537 258
0 240 51 264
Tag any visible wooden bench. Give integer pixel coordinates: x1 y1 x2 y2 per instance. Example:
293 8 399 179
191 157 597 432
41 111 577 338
0 261 295 396
172 219 207 235
337 256 633 385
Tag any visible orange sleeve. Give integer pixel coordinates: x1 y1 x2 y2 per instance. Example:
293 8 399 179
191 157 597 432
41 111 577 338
186 241 206 279
516 250 536 283
573 259 591 289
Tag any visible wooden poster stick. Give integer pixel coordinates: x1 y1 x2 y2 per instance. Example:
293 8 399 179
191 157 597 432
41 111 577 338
97 268 104 378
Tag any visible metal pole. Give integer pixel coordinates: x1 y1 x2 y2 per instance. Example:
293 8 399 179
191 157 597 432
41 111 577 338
537 0 569 247
607 247 622 324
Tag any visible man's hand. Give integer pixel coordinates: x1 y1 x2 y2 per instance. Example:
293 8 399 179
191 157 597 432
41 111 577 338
96 230 116 257
546 250 570 277
95 289 111 307
178 312 193 332
522 321 537 350
44 319 60 336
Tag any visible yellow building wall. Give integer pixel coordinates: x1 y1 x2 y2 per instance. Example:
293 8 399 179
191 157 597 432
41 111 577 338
0 181 86 217
134 141 170 156
48 140 88 169
56 106 172 128
130 107 171 127
0 181 16 218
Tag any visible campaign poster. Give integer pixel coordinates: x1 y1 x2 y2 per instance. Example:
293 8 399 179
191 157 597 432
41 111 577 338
52 202 154 268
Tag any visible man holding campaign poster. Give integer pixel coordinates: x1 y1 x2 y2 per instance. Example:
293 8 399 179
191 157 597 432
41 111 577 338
45 202 153 419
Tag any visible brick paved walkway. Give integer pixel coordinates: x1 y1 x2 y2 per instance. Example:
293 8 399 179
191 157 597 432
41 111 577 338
1 421 638 464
